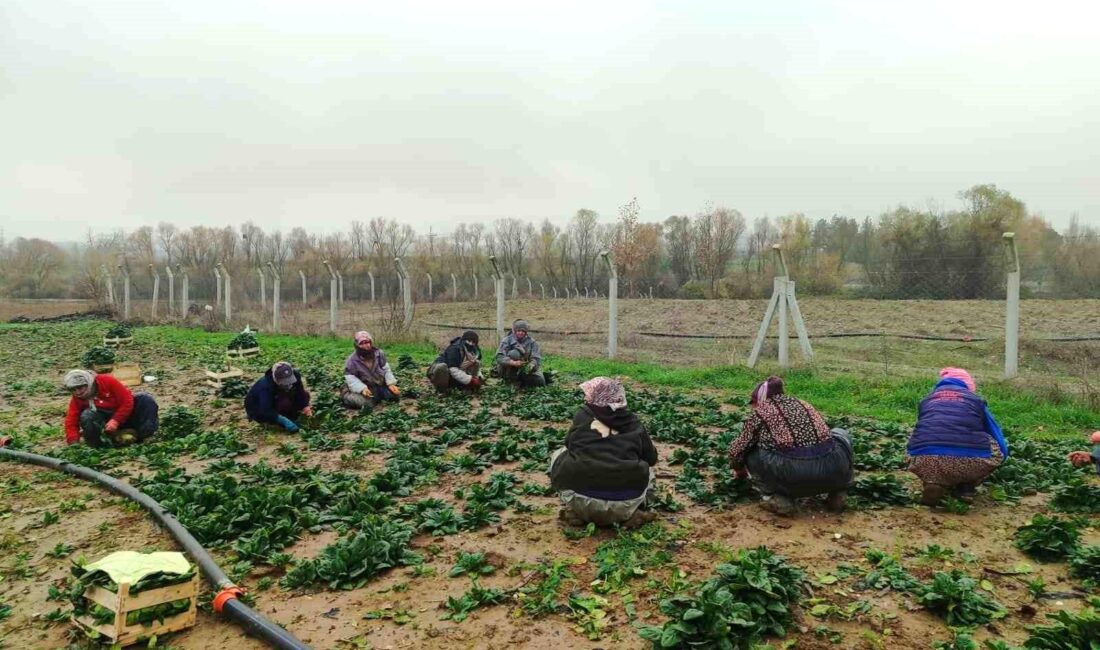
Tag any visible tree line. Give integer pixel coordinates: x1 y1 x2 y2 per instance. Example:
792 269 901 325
1 184 1097 302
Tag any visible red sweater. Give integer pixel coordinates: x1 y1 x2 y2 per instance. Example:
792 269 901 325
64 374 134 443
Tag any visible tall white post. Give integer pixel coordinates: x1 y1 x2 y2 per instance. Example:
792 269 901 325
149 265 160 319
267 262 281 333
165 266 175 317
1004 232 1020 379
337 271 344 304
451 273 458 301
426 273 433 302
540 283 545 299
119 265 131 320
214 267 222 307
473 275 478 300
322 260 338 333
552 286 558 299
489 257 505 340
179 266 188 317
219 263 232 325
257 267 266 309
395 257 413 329
777 276 789 368
101 265 115 306
526 277 533 297
585 287 590 299
299 270 307 306
601 251 618 359
368 271 375 302
511 275 517 299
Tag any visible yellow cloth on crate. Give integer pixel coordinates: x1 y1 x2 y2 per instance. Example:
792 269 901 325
82 552 191 586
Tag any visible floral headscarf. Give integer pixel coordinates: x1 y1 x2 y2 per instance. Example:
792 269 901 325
580 377 627 411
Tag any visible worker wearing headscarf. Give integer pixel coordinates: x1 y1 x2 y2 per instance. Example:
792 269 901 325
428 330 483 394
549 377 658 528
342 331 400 409
728 376 853 516
62 369 160 447
907 367 1008 506
494 319 545 388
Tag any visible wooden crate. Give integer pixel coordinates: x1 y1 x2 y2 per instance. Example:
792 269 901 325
73 573 198 647
110 363 143 387
103 336 133 347
204 366 244 390
225 346 260 359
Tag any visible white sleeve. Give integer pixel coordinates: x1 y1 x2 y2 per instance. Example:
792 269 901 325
383 363 397 386
345 374 367 393
448 367 473 385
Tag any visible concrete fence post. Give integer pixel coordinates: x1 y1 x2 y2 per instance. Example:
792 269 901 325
395 257 413 329
368 271 375 302
472 275 478 300
100 265 115 306
526 277 533 297
214 267 222 307
165 266 175 317
322 260 338 333
119 264 131 320
489 257 505 340
178 266 188 317
298 270 307 306
511 275 517 299
337 271 344 304
426 273 433 302
1004 232 1020 379
600 251 618 359
218 263 232 325
267 262 281 333
149 265 160 320
257 267 266 309
540 283 545 299
451 273 458 301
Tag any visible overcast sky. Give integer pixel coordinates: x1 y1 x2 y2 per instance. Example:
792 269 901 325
2 1 1098 241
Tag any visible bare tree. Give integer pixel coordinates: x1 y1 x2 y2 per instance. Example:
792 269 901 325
694 205 746 293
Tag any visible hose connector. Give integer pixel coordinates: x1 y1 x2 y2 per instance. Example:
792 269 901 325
213 586 246 614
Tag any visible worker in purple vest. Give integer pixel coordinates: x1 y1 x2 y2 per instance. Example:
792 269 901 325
906 367 1009 506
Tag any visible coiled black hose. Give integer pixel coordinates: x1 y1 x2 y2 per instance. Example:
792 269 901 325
0 446 311 650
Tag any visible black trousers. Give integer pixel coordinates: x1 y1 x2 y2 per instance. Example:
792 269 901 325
79 393 159 447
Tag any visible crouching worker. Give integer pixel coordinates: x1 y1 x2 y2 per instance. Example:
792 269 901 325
907 367 1009 506
729 376 853 516
342 331 400 409
549 377 658 528
1068 432 1100 475
63 370 159 447
495 319 545 388
245 361 312 433
428 330 483 394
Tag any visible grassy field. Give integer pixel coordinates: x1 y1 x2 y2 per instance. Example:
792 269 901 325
0 320 1097 649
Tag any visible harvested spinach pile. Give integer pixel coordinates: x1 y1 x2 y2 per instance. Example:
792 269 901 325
105 323 133 339
81 345 116 368
217 377 249 398
227 330 259 350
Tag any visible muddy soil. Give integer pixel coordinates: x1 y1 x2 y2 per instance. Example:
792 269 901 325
0 323 1096 650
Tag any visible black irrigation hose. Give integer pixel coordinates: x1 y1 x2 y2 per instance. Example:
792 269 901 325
0 446 310 650
422 321 1099 343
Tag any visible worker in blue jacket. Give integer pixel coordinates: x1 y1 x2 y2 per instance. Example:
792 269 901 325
244 361 312 432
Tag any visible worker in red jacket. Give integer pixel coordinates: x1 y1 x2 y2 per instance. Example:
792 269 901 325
62 370 159 447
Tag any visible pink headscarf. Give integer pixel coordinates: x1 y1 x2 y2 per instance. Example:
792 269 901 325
939 367 975 391
580 377 627 411
354 331 373 345
750 376 784 407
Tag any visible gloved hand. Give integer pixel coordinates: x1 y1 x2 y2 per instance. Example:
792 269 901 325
468 376 482 388
361 387 373 398
276 415 300 433
388 385 401 396
1068 451 1094 468
104 420 120 433
302 406 314 417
